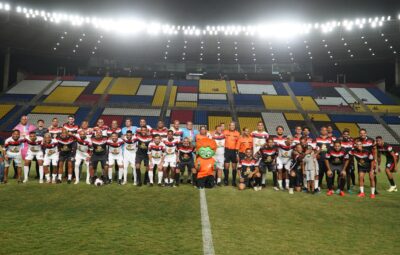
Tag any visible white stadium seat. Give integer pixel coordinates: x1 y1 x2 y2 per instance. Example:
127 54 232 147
358 123 397 144
335 87 357 104
102 108 161 116
27 114 69 126
350 88 381 104
60 81 90 87
261 112 292 136
315 97 348 106
198 94 227 100
176 93 198 102
136 85 156 96
7 80 55 95
237 84 277 95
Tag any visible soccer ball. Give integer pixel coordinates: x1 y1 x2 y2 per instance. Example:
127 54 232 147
94 178 104 186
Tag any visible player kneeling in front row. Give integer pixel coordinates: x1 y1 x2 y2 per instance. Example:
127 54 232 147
195 138 217 189
163 130 179 187
325 141 349 196
177 137 196 186
24 132 44 183
148 135 165 187
238 148 261 191
254 138 277 190
351 140 376 198
107 132 124 184
42 133 59 183
288 144 305 194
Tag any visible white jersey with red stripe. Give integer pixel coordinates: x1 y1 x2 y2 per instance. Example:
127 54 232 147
4 137 24 157
212 132 225 157
25 136 44 160
63 123 79 134
75 135 92 158
170 127 183 142
107 128 122 137
148 142 166 164
273 135 286 146
251 130 269 153
151 128 168 140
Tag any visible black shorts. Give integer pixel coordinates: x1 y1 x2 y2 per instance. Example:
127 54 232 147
386 160 395 171
91 155 107 169
178 160 195 171
224 149 238 163
329 163 345 174
59 153 74 162
197 175 215 188
259 162 275 173
135 153 149 166
358 166 371 173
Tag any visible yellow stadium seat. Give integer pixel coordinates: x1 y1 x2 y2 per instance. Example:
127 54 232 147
44 87 84 104
230 80 238 94
335 123 359 138
32 106 78 114
109 77 141 95
93 77 113 94
199 79 227 94
308 113 330 121
238 117 263 130
208 116 232 130
262 95 297 110
168 86 177 107
368 105 400 114
175 101 197 107
152 86 167 106
284 113 304 121
296 96 319 111
0 104 15 119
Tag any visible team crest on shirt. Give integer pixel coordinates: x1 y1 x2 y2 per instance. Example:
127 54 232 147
217 141 224 147
126 144 135 150
140 143 147 149
358 159 365 167
48 149 55 155
111 148 120 154
166 148 174 154
265 156 272 163
334 158 342 164
245 167 251 175
153 152 161 158
78 145 87 152
61 145 70 152
321 144 327 151
30 147 40 152
95 146 104 152
10 147 19 153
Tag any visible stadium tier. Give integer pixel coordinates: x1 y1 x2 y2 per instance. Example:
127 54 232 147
1 76 400 145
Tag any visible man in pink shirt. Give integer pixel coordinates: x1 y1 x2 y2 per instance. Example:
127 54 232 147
14 115 36 160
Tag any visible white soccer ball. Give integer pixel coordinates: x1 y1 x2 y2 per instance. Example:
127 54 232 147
94 178 104 186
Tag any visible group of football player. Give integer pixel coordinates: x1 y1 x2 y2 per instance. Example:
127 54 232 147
1 115 398 198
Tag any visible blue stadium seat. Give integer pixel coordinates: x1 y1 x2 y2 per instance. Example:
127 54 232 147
272 82 288 95
289 82 315 96
107 95 153 104
329 114 377 123
234 94 263 106
89 107 104 126
198 100 228 106
382 116 400 124
194 111 208 125
0 94 35 102
174 80 199 86
367 88 397 105
74 76 103 82
75 107 91 124
141 79 169 85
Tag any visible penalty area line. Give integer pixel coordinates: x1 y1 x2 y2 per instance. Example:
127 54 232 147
199 188 215 255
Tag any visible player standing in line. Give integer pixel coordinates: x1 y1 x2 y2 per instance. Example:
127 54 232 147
89 130 108 183
211 125 225 186
93 118 109 137
148 135 166 186
122 118 137 135
107 132 124 184
3 130 24 183
351 139 376 198
48 118 62 139
57 129 76 184
272 126 287 188
176 137 196 185
63 115 79 135
251 121 269 187
325 141 349 196
315 126 334 191
162 130 179 186
237 127 253 160
223 122 240 186
289 144 305 194
254 138 278 190
170 120 183 142
23 132 44 183
122 130 137 185
74 130 92 185
78 120 93 137
375 136 398 192
238 148 261 191
135 127 153 186
276 136 295 190
42 133 59 183
107 120 122 137
357 128 377 193
338 129 355 193
292 126 303 145
152 121 168 140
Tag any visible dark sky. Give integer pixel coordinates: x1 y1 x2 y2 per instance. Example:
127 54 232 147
16 0 400 24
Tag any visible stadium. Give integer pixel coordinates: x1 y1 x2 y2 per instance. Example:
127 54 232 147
0 0 400 254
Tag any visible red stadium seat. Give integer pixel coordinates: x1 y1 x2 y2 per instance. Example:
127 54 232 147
98 115 124 127
170 110 194 124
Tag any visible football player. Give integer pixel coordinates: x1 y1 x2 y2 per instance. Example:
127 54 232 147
148 135 166 186
23 132 44 183
3 130 24 183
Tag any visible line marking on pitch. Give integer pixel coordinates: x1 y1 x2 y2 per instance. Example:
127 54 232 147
199 189 215 255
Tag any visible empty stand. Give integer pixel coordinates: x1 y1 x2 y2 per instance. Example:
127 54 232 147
0 105 21 126
315 97 347 106
383 116 400 124
171 110 194 123
74 76 103 82
44 86 85 104
284 113 304 121
75 94 103 104
0 104 15 119
194 111 208 125
349 88 381 104
367 105 400 114
136 85 156 96
175 102 198 107
235 95 263 106
289 82 315 96
102 108 161 116
319 105 353 112
176 93 198 102
198 100 228 106
109 77 141 95
367 88 397 105
296 97 319 111
174 80 199 86
32 106 79 114
208 116 232 130
60 81 90 87
335 87 357 104
312 87 341 97
358 124 398 144
43 81 62 95
107 95 153 104
0 94 35 102
329 114 377 123
230 81 238 94
7 80 53 94
93 77 113 94
308 113 330 121
168 86 177 107
389 125 400 138
261 112 292 136
199 80 227 94
238 117 263 130
141 79 169 86
198 94 227 100
237 83 277 95
262 95 297 110
272 82 288 95
335 123 359 137
152 86 167 106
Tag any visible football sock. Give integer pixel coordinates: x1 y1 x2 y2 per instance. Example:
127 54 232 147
175 173 180 184
58 174 62 180
327 176 333 190
285 179 290 188
273 172 278 187
23 166 29 180
232 169 237 184
52 174 57 182
289 176 295 188
223 169 229 182
314 180 319 190
45 173 50 181
74 165 80 182
108 168 112 180
278 180 283 188
389 178 395 186
123 167 127 182
136 169 141 183
132 167 137 183
339 177 346 191
371 187 375 195
360 186 364 193
217 177 221 183
303 177 307 188
39 166 44 180
157 172 163 184
148 171 154 184
68 174 72 181
261 173 266 185
118 168 123 180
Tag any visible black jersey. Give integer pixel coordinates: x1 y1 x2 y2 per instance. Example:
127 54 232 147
256 145 278 164
326 149 349 166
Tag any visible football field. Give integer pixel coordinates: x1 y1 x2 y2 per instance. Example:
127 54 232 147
1 169 400 255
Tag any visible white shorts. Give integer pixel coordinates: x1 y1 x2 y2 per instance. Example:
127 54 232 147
44 153 59 166
306 169 315 181
108 154 123 166
276 157 291 171
150 158 162 167
25 151 44 161
123 152 136 167
5 152 22 167
163 155 177 168
214 155 224 169
75 153 90 167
